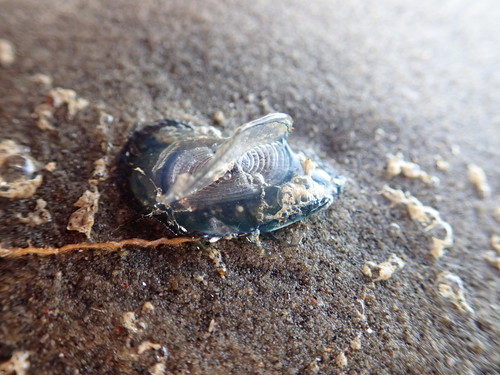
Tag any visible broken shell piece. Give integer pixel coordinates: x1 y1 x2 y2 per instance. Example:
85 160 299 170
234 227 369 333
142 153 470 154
120 113 344 238
0 140 42 199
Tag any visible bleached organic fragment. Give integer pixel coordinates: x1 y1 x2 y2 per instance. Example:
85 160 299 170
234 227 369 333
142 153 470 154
142 301 155 312
34 87 89 130
96 111 114 153
386 153 438 184
44 162 57 172
121 312 146 333
434 155 450 171
48 88 89 117
0 351 30 375
467 164 491 198
91 157 108 182
437 272 474 314
16 198 51 226
363 254 405 281
0 39 15 66
484 251 500 270
350 334 362 350
494 207 500 222
212 110 225 125
138 341 162 354
335 351 347 368
490 235 500 254
30 73 53 87
382 186 453 258
67 185 100 238
34 103 55 130
149 362 166 375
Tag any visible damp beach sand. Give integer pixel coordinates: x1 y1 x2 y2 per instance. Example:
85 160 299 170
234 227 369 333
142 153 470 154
1 1 499 374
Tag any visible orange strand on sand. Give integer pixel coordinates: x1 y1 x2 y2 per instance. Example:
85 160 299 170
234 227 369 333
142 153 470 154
0 237 200 258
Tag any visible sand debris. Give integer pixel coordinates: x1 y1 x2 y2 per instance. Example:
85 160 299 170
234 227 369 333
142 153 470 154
350 334 362 350
386 153 438 184
149 362 166 375
212 110 225 125
95 110 114 153
138 341 162 355
142 301 155 312
494 207 500 222
335 351 348 369
437 272 474 314
91 157 109 182
43 162 57 172
16 198 51 226
307 358 321 373
301 158 316 176
0 38 15 67
34 88 89 130
484 251 500 270
434 155 450 171
208 318 216 333
0 140 43 199
382 185 453 258
67 158 108 238
490 235 500 253
34 103 55 131
484 233 500 269
47 88 89 117
362 254 405 281
67 185 100 238
30 73 53 88
0 351 30 375
121 312 147 334
467 164 491 198
207 247 227 277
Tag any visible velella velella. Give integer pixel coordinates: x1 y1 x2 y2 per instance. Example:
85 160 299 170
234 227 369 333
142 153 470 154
120 113 344 238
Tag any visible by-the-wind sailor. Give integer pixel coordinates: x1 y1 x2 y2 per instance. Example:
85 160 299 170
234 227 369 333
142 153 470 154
120 113 344 238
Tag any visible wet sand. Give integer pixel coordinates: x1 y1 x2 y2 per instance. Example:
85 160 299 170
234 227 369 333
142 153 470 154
0 1 499 374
